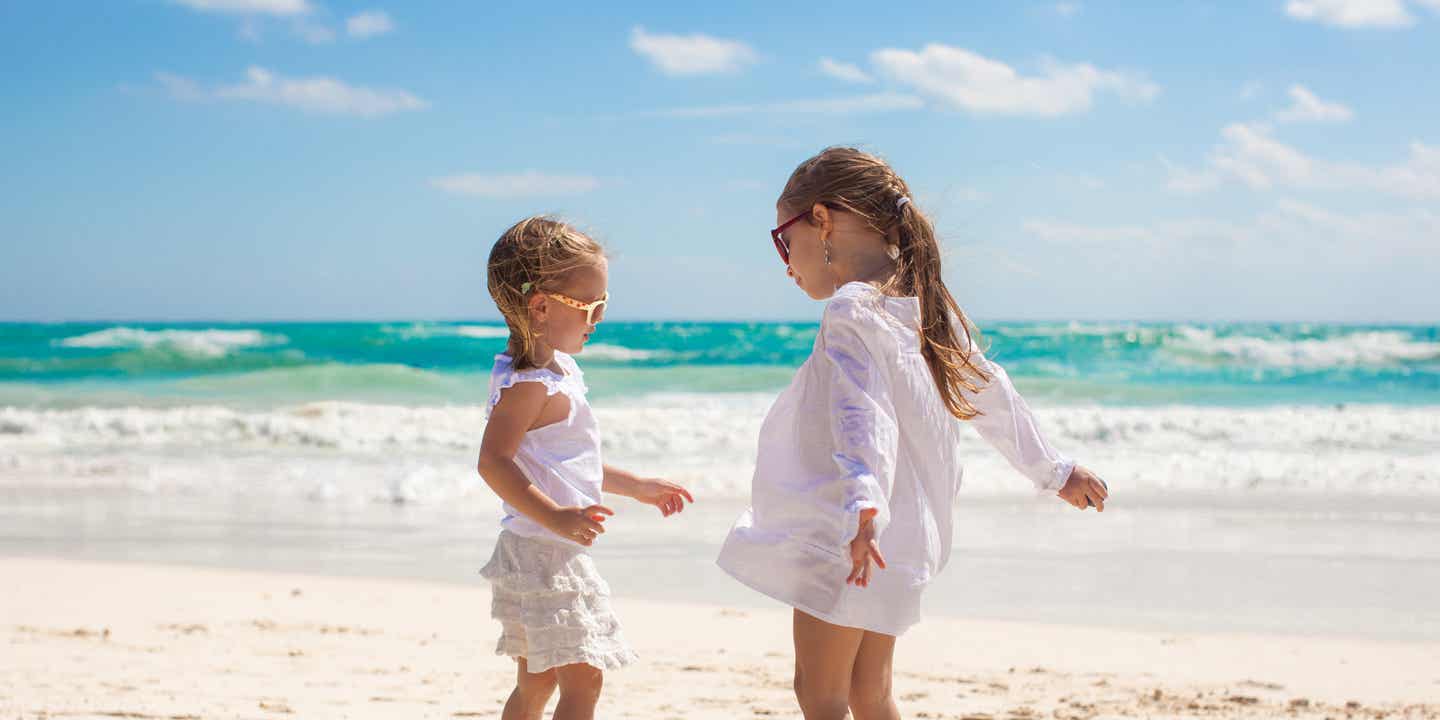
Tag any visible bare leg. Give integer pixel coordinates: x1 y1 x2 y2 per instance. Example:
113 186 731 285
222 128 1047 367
501 657 558 720
849 630 899 720
793 609 865 720
552 662 603 720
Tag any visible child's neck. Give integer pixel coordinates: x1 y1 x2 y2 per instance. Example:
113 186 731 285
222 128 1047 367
508 339 560 371
832 250 900 291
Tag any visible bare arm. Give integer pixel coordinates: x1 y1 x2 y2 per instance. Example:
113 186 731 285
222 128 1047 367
602 465 695 517
478 382 611 544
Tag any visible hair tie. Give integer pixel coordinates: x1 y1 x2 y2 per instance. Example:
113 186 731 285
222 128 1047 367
896 196 911 210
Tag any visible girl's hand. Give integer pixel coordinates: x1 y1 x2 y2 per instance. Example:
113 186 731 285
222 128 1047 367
544 504 614 546
1058 465 1108 512
630 477 695 517
846 508 886 588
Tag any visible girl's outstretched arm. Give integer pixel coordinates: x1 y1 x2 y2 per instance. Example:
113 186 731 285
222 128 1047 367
478 382 612 545
962 347 1108 511
602 465 695 517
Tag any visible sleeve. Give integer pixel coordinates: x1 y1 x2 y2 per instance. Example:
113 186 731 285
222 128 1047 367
962 346 1075 493
821 300 899 545
486 368 565 417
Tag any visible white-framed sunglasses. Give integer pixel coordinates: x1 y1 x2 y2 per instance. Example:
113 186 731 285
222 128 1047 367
544 291 609 325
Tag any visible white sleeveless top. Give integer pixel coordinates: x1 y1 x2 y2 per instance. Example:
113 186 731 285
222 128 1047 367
486 351 604 547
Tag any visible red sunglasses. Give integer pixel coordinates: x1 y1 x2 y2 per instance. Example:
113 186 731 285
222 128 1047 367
770 209 811 265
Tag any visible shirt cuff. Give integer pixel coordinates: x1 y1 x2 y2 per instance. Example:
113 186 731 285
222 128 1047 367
1037 457 1077 494
843 496 889 545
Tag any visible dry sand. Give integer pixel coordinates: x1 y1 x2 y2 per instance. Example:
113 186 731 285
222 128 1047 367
3 557 1438 719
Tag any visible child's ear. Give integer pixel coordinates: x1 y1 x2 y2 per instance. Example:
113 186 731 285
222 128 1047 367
527 292 548 322
811 203 832 233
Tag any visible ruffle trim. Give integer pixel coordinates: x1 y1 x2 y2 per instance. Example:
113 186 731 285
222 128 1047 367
495 634 638 673
479 536 612 595
482 532 635 673
487 353 585 414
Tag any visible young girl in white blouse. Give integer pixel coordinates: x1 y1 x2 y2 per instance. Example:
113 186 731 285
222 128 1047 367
477 216 694 720
717 147 1109 720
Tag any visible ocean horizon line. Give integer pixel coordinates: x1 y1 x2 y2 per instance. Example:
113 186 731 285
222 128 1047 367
4 317 1438 327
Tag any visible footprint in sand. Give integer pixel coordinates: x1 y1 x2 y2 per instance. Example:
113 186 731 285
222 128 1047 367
259 699 294 714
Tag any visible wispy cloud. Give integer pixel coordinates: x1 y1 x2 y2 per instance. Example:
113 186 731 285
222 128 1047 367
629 27 757 76
346 10 394 39
155 72 204 101
1026 202 1438 256
173 0 311 15
818 57 874 84
650 92 922 118
1054 2 1082 18
1022 220 1155 245
1284 0 1415 28
158 66 427 117
1160 154 1222 194
871 44 1158 116
1165 122 1440 199
1274 84 1353 123
291 20 335 44
429 172 600 198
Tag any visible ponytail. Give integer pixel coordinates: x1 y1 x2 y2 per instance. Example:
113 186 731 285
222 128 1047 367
891 198 991 420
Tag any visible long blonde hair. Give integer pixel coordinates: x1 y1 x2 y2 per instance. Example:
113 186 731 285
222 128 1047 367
779 146 991 420
486 216 605 370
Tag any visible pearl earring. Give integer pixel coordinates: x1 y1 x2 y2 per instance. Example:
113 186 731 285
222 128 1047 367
886 244 900 260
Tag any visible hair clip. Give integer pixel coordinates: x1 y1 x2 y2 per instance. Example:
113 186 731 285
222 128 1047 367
520 281 533 294
896 196 912 210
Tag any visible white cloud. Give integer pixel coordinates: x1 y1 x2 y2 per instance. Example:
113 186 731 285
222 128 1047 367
158 66 427 117
629 27 758 76
173 0 311 16
1273 198 1439 247
949 185 991 204
1160 155 1222 194
870 44 1159 116
1166 122 1440 199
1054 2 1082 17
154 72 204 101
1274 84 1353 123
1025 204 1438 255
238 17 263 41
347 10 394 39
429 172 600 198
652 92 923 117
292 20 335 44
1284 0 1414 28
1022 220 1154 244
818 57 874 84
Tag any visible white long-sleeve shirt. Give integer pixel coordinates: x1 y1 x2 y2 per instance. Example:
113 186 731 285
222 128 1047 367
717 281 1074 635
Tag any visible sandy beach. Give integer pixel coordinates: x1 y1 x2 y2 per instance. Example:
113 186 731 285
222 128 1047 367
4 556 1438 720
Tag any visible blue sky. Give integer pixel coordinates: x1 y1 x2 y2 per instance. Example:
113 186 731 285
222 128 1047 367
2 1 1437 323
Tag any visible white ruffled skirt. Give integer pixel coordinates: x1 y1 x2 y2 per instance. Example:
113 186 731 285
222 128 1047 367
479 530 637 673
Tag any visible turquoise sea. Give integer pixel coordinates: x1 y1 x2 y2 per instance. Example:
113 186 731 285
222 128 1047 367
2 321 1437 407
